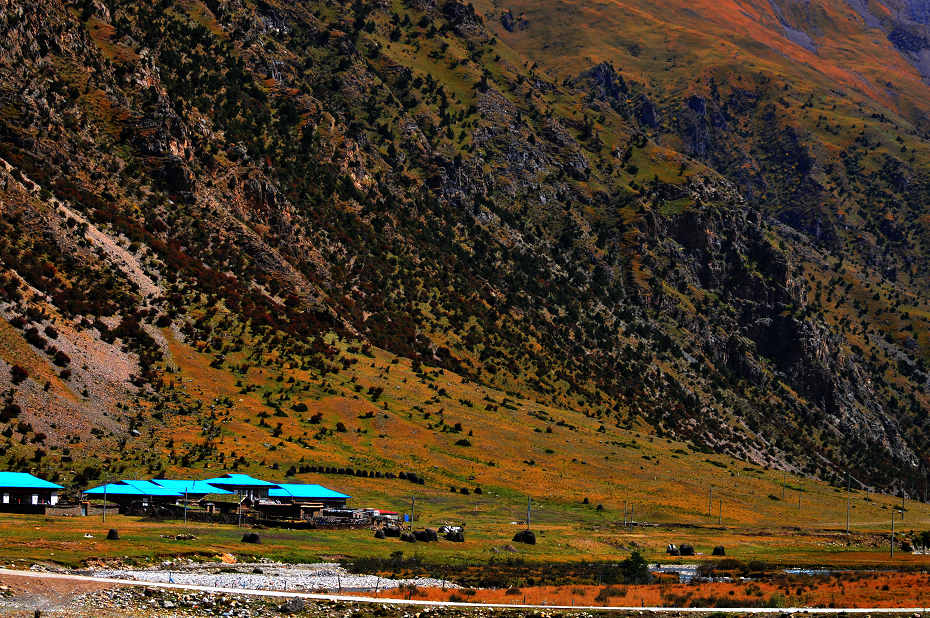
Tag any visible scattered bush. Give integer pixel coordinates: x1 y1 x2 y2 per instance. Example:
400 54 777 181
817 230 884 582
23 328 46 350
0 402 21 422
10 365 28 385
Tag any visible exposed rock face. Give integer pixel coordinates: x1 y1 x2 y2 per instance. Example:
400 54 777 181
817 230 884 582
681 96 728 159
636 96 660 129
153 155 195 199
582 62 628 103
443 1 485 37
633 200 919 470
500 9 529 32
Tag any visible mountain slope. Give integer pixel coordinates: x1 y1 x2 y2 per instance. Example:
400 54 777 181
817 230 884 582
0 0 926 497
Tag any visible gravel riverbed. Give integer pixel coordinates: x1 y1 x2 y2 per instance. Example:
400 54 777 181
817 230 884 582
87 562 456 593
64 586 613 617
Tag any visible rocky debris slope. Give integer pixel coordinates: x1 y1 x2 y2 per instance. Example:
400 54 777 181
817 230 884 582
66 585 618 617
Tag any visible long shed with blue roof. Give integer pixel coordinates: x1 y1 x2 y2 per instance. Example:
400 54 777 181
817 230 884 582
83 480 182 511
152 479 234 497
270 483 350 508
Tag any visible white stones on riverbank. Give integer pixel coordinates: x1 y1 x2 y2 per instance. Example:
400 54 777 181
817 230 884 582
90 562 456 593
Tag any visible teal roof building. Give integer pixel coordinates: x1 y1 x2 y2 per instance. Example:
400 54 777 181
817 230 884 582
0 472 63 510
84 480 182 498
0 472 63 490
152 479 233 496
269 483 350 507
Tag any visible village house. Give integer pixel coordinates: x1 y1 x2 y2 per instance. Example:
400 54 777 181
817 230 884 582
0 472 63 513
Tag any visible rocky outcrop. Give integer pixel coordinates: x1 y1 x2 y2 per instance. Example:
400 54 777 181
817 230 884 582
651 203 918 469
443 1 485 38
500 9 529 32
581 62 628 103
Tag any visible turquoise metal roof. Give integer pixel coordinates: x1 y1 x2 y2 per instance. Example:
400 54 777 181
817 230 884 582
269 484 350 500
0 472 63 490
84 480 181 497
203 474 279 489
152 479 233 495
83 483 135 496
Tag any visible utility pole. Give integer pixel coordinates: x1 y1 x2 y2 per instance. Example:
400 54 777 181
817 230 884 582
630 502 634 528
623 500 627 527
846 471 850 535
411 496 416 524
891 509 896 558
102 472 109 523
